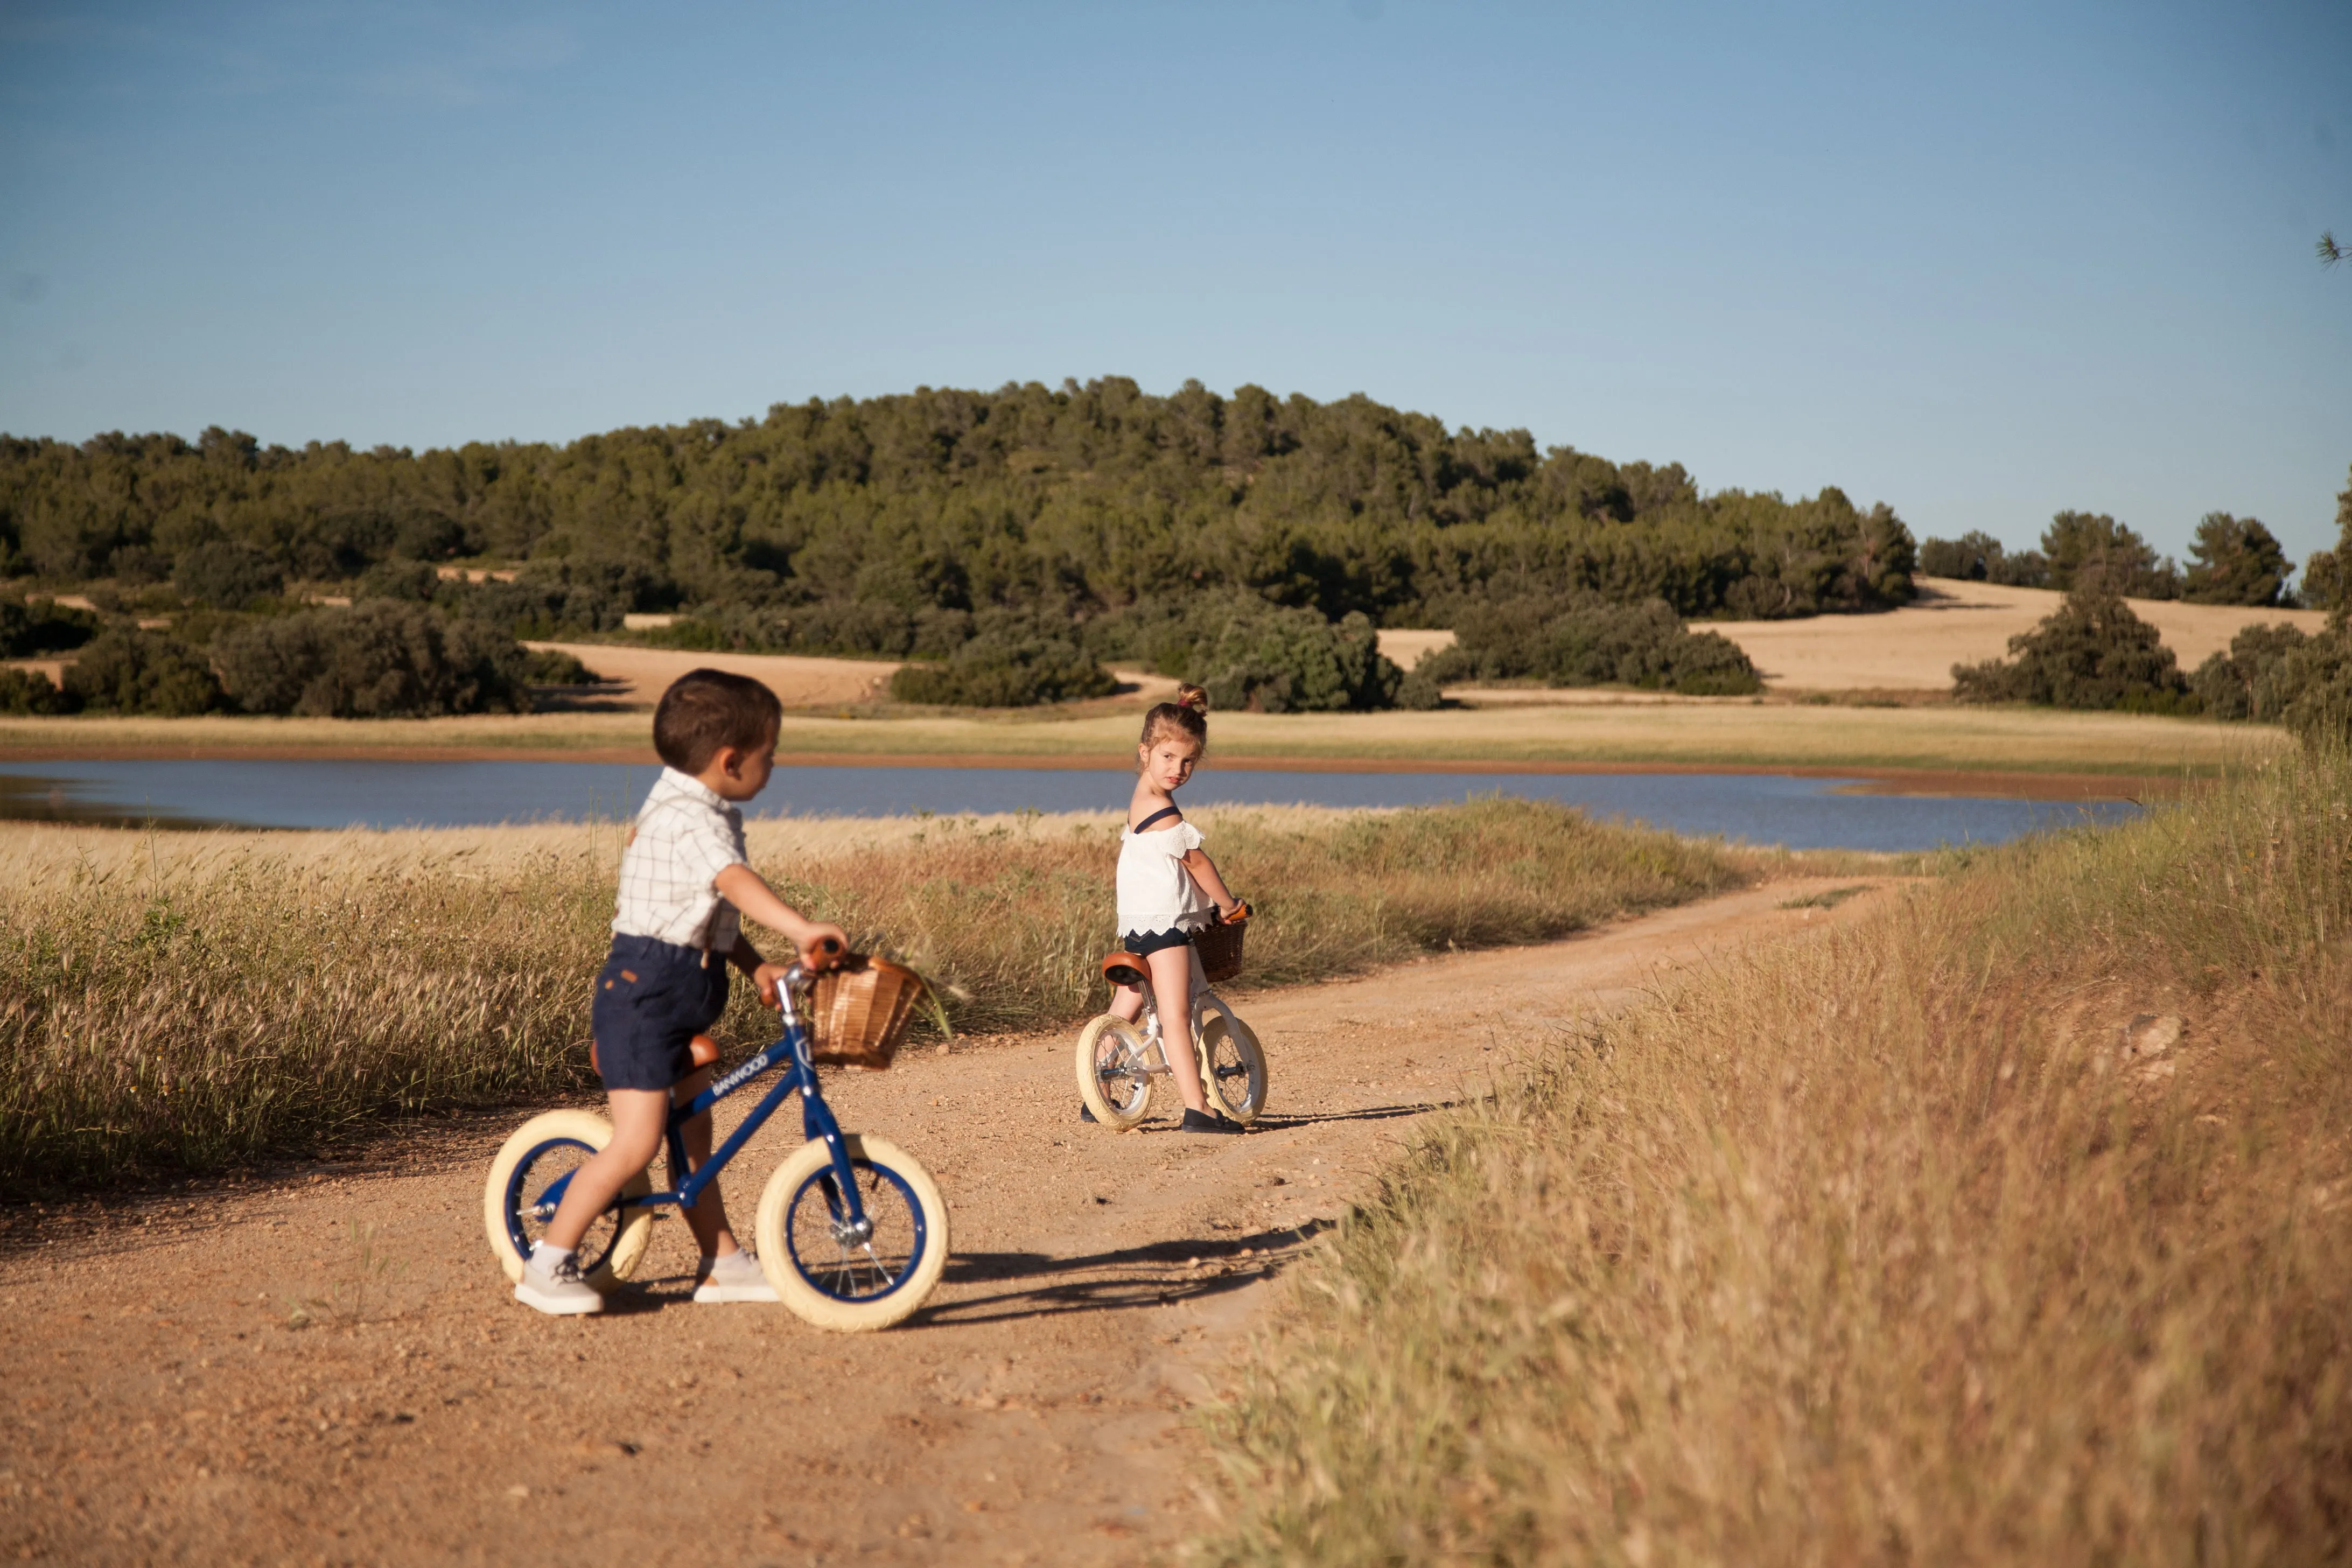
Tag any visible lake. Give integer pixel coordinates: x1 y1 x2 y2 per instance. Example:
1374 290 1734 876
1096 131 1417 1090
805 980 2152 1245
0 758 2140 851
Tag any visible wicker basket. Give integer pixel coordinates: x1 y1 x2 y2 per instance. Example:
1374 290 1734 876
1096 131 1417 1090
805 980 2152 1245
1193 912 1248 984
806 953 927 1070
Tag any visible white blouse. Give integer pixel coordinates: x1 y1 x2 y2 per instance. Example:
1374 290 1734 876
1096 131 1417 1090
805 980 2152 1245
1116 820 1215 937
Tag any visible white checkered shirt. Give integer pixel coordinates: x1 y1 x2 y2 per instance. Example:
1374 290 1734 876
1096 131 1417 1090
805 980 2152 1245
612 767 749 951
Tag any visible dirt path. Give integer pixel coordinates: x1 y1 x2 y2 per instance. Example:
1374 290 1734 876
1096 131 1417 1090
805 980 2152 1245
0 878 1900 1566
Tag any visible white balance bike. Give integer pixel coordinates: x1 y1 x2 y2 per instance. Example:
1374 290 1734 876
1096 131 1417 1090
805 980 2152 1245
1073 919 1269 1129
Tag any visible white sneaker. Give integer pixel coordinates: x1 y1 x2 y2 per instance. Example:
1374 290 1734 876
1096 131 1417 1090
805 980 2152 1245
692 1249 780 1304
515 1251 606 1315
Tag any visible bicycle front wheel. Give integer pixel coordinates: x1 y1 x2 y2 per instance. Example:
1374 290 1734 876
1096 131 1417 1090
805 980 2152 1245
754 1134 950 1332
1198 1005 1269 1124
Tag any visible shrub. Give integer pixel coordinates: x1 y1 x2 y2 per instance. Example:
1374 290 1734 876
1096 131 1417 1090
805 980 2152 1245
0 667 77 715
1188 602 1402 712
212 600 532 717
1425 593 1762 696
1080 593 1405 711
521 646 600 685
62 627 226 715
0 596 100 657
887 612 1116 707
1395 663 1447 709
171 541 284 610
439 561 646 638
2189 622 2309 722
1953 586 2190 710
352 559 442 603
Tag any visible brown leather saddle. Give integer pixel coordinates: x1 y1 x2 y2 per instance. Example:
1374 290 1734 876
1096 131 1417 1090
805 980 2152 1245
1100 951 1149 989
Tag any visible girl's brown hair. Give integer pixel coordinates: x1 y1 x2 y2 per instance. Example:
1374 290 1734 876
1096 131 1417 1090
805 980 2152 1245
1138 683 1209 750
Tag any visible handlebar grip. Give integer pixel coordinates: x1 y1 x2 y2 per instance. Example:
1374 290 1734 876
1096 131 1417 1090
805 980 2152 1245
817 937 843 955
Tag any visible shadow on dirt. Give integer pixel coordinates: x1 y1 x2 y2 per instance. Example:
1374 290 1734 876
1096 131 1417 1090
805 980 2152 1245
911 1217 1339 1326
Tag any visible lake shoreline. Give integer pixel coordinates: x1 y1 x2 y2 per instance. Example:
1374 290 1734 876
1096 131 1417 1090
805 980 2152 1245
0 744 2170 802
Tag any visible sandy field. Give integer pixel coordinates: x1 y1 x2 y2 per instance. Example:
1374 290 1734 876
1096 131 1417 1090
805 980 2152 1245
0 874 1898 1566
1378 579 2331 692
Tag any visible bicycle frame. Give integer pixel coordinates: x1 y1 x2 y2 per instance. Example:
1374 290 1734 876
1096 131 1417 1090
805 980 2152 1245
1126 946 1227 1075
536 963 874 1240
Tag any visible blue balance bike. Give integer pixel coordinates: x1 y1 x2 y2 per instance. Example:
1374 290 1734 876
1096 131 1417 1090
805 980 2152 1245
481 947 949 1332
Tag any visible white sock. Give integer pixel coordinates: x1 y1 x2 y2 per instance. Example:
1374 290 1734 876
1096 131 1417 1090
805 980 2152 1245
703 1249 754 1273
530 1241 573 1270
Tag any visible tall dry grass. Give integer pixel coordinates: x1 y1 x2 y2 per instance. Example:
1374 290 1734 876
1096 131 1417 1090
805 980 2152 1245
1195 753 2352 1564
0 799 1757 1186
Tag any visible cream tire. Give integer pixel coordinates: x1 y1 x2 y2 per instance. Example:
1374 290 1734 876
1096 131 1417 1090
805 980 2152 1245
482 1109 654 1290
1075 1013 1157 1129
1198 1005 1270 1125
754 1134 950 1332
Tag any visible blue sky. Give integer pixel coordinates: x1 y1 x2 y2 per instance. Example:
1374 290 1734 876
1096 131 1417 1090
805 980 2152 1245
2 1 2347 563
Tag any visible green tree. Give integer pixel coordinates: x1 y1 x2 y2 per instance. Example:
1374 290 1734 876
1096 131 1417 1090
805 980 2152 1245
172 540 285 610
0 667 76 714
2190 623 2309 721
63 627 225 715
2181 513 2293 606
212 601 531 717
2308 464 2352 625
0 594 99 656
2040 512 2179 598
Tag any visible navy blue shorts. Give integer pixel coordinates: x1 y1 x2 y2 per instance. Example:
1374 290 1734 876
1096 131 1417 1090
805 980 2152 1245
591 935 730 1092
1119 925 1199 958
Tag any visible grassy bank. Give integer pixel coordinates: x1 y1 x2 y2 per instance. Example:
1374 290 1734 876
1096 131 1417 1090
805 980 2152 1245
1196 753 2352 1563
0 698 2288 775
0 799 1758 1187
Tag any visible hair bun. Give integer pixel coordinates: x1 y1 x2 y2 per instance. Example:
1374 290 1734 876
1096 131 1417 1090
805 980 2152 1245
1175 683 1209 713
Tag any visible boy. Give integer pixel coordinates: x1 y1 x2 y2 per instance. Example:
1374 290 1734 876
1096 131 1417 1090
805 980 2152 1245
516 669 846 1316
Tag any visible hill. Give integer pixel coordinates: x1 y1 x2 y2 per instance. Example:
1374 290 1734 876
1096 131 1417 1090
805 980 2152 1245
1 380 1915 655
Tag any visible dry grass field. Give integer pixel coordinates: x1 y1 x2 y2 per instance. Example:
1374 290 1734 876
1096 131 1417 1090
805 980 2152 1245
1196 748 2352 1564
0 799 1809 1187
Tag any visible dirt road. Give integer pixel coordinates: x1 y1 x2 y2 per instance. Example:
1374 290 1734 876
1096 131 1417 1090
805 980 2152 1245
0 878 1899 1566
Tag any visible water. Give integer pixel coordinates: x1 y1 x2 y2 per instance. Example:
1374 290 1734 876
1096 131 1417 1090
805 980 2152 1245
0 758 2139 851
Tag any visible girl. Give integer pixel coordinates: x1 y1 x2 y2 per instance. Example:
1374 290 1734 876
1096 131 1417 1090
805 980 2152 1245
1101 684 1247 1134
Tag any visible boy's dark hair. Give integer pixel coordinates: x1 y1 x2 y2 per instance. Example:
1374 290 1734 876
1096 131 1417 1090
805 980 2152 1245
654 669 783 772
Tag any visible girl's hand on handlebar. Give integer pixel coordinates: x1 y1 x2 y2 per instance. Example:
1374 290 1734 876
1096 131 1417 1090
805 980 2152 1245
1217 899 1247 922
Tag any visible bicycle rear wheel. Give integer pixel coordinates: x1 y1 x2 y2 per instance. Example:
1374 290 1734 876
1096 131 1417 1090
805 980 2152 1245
482 1110 654 1290
1075 1013 1157 1129
754 1134 950 1332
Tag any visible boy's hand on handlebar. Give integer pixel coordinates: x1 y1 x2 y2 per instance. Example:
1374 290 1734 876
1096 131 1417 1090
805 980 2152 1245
796 923 850 974
751 961 794 1009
